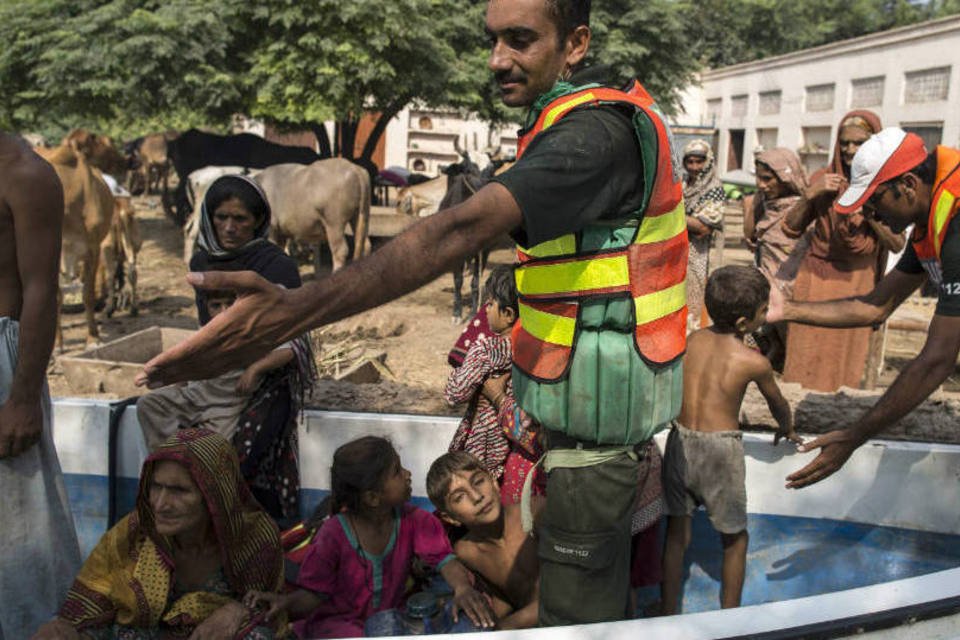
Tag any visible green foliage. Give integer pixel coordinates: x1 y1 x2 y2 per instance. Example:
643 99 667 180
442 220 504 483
682 0 960 68
590 0 700 115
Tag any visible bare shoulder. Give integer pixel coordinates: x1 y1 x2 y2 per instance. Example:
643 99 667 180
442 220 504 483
453 535 482 564
0 135 59 198
736 342 773 379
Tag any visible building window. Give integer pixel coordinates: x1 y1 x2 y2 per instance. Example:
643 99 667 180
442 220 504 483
799 126 832 175
756 128 778 152
904 67 951 103
731 94 748 118
707 98 722 123
417 116 433 130
901 123 943 150
758 91 781 115
851 76 885 108
805 84 835 112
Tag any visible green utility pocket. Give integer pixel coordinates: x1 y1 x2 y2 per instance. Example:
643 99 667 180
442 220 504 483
538 526 630 625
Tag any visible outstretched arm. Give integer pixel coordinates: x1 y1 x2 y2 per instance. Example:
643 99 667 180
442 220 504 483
140 183 523 386
0 156 63 459
772 268 924 326
787 312 960 488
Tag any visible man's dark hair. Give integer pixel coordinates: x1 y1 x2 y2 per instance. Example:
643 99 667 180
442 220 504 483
904 151 938 186
484 265 518 315
426 451 485 511
705 266 770 332
545 0 590 46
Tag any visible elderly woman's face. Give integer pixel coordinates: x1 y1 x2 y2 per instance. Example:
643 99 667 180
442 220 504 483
684 154 707 179
150 460 209 538
213 196 258 250
755 163 786 200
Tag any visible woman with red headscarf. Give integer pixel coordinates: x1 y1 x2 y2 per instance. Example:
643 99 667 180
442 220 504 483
781 110 905 392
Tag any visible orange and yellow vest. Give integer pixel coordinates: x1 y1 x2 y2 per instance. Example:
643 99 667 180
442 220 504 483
510 79 688 445
911 146 960 286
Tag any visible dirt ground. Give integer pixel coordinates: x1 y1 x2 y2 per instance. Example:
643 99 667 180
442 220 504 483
48 197 960 443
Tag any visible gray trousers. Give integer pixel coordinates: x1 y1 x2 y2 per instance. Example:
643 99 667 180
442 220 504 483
0 318 81 639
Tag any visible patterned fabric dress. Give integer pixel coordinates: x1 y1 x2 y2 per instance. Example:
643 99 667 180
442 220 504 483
58 429 284 639
444 332 513 481
681 140 726 331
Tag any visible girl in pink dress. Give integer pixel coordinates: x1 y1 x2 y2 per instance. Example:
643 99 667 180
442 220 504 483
244 436 494 638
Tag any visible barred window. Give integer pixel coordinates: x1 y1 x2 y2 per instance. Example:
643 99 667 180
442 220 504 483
731 94 748 117
758 91 781 115
904 67 950 103
805 84 835 112
756 128 778 152
851 76 885 108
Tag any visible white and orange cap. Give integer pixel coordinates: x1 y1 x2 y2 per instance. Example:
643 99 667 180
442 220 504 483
835 127 928 213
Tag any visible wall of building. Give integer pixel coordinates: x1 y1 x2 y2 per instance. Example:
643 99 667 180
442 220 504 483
676 15 960 177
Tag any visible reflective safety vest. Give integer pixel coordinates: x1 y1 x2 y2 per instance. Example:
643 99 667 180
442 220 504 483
911 146 960 286
510 80 687 445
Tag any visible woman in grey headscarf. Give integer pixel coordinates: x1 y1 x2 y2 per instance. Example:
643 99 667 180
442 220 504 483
187 175 315 525
682 140 726 330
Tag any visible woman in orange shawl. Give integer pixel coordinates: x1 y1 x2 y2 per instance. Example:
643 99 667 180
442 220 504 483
33 429 284 639
781 111 906 391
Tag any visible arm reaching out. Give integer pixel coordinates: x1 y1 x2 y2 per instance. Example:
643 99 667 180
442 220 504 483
139 183 523 387
787 313 960 488
752 357 800 446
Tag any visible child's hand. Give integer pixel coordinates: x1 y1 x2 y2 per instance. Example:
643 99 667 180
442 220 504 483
241 590 286 622
481 372 510 409
774 428 803 446
451 586 496 629
235 369 262 395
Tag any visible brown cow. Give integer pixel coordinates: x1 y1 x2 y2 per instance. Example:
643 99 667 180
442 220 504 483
132 131 177 195
35 142 114 347
98 178 142 318
63 129 127 180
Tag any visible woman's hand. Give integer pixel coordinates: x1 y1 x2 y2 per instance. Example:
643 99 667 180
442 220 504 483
30 618 81 640
242 590 288 622
804 172 846 201
235 368 262 395
187 601 247 640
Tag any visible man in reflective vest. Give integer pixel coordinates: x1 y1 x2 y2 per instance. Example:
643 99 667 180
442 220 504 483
774 127 960 488
139 0 686 627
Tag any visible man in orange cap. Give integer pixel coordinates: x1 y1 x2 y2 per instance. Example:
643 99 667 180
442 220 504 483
772 127 960 488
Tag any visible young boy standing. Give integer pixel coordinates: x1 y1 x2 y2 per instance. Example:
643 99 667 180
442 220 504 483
427 451 541 630
660 266 801 614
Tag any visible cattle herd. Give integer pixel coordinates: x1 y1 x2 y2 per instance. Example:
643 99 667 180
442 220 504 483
27 127 514 348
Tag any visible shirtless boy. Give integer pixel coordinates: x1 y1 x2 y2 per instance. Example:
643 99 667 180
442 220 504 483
0 132 81 638
660 265 800 615
427 451 540 630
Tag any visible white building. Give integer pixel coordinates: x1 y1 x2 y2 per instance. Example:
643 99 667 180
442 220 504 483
679 15 960 177
382 106 518 175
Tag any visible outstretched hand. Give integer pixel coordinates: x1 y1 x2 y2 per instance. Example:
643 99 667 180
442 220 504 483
785 429 861 489
765 283 786 324
136 270 306 388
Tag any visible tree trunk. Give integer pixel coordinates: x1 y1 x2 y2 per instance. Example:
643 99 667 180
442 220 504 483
309 122 332 158
359 97 410 161
339 118 358 160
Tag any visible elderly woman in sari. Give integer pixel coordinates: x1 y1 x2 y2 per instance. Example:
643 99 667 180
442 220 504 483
743 148 809 368
682 140 726 330
138 175 315 526
780 111 905 391
32 429 284 639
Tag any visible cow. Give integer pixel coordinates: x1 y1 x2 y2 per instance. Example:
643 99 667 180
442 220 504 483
98 175 142 318
396 175 447 218
166 129 326 226
255 159 371 273
63 129 127 180
35 141 114 347
396 147 514 320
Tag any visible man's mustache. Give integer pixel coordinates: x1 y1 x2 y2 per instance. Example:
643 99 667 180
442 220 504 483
495 71 526 84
